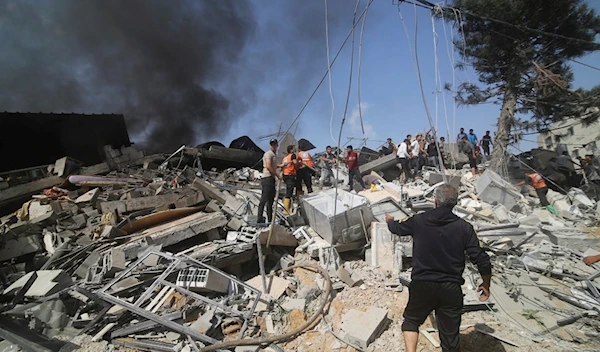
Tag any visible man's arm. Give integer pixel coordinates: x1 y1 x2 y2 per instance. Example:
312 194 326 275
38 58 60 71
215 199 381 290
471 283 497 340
584 254 600 266
385 214 415 237
465 226 492 301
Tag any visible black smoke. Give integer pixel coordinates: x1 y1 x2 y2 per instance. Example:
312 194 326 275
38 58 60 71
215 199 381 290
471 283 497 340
0 0 254 152
0 0 366 152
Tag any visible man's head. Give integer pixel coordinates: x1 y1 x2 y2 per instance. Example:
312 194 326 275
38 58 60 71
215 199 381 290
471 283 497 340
269 138 278 152
469 129 474 134
434 184 458 209
406 134 412 141
403 139 410 144
387 138 392 143
440 137 445 142
286 145 295 154
462 136 469 142
416 134 422 141
347 145 353 153
460 128 464 133
326 146 332 153
485 130 490 136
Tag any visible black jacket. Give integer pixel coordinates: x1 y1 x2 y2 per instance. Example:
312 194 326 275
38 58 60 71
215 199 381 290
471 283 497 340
387 206 492 284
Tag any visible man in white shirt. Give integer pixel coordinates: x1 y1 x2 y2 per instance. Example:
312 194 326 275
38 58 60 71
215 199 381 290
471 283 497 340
410 135 422 178
397 138 412 183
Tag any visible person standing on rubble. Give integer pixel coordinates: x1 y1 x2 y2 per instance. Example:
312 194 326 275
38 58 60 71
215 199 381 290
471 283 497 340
257 139 281 223
410 134 422 178
456 128 467 147
319 146 337 190
426 135 440 169
385 184 492 352
480 130 493 156
515 171 556 214
460 136 478 175
397 138 412 183
342 145 366 192
280 145 299 214
297 146 315 194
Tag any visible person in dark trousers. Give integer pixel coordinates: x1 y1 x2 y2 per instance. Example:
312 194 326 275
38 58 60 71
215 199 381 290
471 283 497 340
460 136 478 175
397 138 412 183
297 147 315 194
385 184 492 352
480 131 493 156
342 145 366 191
279 145 299 214
257 139 281 223
515 172 556 214
456 128 466 147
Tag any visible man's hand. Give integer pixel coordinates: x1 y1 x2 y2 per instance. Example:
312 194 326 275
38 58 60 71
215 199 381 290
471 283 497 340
385 214 395 223
584 254 600 266
477 276 491 302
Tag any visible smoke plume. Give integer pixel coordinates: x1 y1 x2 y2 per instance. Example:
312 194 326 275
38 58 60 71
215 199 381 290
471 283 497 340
0 0 364 152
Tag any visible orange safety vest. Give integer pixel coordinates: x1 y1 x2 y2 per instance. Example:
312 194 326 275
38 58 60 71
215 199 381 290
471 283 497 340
283 154 297 176
298 151 315 168
527 173 546 189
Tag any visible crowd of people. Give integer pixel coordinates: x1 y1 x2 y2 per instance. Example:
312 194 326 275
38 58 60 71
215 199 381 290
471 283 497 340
380 127 494 184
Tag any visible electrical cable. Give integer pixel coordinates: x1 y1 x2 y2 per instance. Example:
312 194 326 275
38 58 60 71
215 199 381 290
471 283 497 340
325 0 337 145
357 0 373 134
198 264 332 351
397 2 448 182
569 58 600 72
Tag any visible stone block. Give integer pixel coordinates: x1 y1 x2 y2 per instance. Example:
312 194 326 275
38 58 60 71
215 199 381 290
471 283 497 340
245 275 289 299
227 217 244 231
99 193 181 213
174 192 205 208
28 201 53 219
340 307 389 350
205 199 221 213
101 225 127 239
222 196 246 217
336 267 358 287
75 188 100 204
258 224 298 247
0 233 43 262
75 252 102 278
476 170 522 210
281 298 306 311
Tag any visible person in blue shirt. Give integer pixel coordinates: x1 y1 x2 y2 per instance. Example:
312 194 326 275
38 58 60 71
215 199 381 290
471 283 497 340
467 129 478 146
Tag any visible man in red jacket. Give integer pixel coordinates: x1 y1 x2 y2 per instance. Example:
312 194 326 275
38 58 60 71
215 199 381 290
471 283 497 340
343 145 366 192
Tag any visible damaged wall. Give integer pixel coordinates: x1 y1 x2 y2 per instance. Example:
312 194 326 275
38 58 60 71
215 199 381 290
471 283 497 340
0 112 131 172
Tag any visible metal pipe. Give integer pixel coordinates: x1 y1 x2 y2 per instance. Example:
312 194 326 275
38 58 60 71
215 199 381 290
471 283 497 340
477 223 520 232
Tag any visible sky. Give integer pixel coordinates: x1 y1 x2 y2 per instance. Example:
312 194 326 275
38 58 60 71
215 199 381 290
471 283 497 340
226 0 600 154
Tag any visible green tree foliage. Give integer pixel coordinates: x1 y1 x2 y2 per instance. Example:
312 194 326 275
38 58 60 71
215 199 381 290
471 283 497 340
445 0 600 170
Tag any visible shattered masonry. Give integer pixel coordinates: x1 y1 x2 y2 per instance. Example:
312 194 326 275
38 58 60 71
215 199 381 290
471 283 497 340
0 131 599 352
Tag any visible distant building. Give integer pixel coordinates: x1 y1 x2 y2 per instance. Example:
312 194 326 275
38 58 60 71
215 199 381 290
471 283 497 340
0 112 132 172
536 119 600 159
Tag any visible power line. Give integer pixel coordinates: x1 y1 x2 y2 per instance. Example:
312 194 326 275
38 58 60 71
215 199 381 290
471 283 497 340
569 58 600 72
403 0 600 46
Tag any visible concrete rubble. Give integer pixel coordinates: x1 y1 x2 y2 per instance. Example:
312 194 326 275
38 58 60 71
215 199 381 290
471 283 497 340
0 139 599 352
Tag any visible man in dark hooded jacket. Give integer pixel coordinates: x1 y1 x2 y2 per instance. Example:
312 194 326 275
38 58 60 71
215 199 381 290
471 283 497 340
385 184 492 352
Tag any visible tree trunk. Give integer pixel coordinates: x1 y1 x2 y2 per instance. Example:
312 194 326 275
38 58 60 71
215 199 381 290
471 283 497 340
490 88 517 172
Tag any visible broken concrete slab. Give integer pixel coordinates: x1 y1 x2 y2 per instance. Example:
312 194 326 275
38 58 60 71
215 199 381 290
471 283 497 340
281 298 306 311
370 222 403 276
3 270 72 298
476 170 523 210
245 275 289 299
191 178 227 204
75 188 100 205
0 233 43 262
174 192 205 208
99 193 182 214
118 211 227 257
340 307 389 350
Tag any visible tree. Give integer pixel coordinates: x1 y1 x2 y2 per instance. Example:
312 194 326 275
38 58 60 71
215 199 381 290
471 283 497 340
444 0 600 171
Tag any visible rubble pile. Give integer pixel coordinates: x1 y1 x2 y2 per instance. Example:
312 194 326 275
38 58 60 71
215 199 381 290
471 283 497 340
0 141 599 352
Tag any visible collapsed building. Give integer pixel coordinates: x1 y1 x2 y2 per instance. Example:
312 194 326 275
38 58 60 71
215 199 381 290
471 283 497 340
0 127 599 352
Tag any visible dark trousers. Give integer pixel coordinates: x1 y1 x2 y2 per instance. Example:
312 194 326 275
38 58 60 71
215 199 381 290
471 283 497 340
257 177 276 223
536 186 549 206
399 158 412 181
348 169 365 191
296 167 313 193
402 281 463 352
283 175 297 198
482 144 490 156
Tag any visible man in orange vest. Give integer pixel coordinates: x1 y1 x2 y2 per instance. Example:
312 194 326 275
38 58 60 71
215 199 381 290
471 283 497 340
279 145 299 214
515 171 556 214
297 147 315 194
